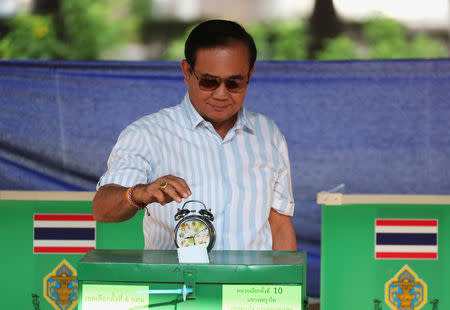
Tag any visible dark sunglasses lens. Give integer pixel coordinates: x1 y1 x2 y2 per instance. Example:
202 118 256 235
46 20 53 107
225 80 243 92
199 78 220 90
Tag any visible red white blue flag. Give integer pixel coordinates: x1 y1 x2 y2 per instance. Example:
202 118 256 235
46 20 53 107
33 214 96 254
375 219 438 259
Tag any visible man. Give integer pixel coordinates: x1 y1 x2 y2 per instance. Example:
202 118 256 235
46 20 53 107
93 19 297 251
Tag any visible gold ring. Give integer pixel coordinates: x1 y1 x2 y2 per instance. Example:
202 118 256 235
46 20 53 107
159 181 168 191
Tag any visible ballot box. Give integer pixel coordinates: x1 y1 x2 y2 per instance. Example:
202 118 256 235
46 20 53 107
77 249 307 310
0 190 144 310
317 193 450 310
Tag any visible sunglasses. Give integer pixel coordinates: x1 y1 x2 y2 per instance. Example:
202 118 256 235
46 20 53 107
191 69 249 93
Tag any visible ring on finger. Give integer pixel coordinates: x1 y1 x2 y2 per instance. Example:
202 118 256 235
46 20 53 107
159 181 168 191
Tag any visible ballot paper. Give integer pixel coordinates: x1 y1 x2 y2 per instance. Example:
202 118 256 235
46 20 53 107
177 245 209 263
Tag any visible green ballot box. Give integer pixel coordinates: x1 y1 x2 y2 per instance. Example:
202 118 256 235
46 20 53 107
318 193 450 310
0 190 145 310
77 249 307 310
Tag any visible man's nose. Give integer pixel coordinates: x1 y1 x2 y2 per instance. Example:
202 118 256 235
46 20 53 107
213 81 229 98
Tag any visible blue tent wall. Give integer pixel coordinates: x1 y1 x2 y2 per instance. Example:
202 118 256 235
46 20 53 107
1 59 449 297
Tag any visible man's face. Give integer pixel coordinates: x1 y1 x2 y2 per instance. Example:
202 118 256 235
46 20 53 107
181 41 254 129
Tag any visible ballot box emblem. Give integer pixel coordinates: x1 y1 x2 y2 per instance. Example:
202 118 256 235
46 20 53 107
43 259 78 310
385 264 427 310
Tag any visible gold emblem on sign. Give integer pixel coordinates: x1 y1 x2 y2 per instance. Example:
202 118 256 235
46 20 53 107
43 259 78 310
385 265 427 310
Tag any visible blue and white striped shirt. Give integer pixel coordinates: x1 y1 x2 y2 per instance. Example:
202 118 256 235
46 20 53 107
98 94 294 250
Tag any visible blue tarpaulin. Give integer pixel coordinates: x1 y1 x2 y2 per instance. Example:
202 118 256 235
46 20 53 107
1 59 449 297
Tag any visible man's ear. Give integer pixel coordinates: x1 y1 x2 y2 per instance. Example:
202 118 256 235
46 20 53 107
181 60 191 84
248 66 255 80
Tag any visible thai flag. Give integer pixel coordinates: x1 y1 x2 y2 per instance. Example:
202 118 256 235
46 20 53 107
375 219 438 259
33 214 96 254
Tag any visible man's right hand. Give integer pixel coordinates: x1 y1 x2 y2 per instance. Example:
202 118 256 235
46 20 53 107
132 175 192 206
92 175 191 223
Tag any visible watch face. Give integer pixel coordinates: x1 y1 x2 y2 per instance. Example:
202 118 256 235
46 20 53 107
175 217 212 249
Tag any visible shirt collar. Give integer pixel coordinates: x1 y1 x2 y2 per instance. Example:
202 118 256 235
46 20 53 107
235 105 255 133
182 92 255 133
183 93 204 129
